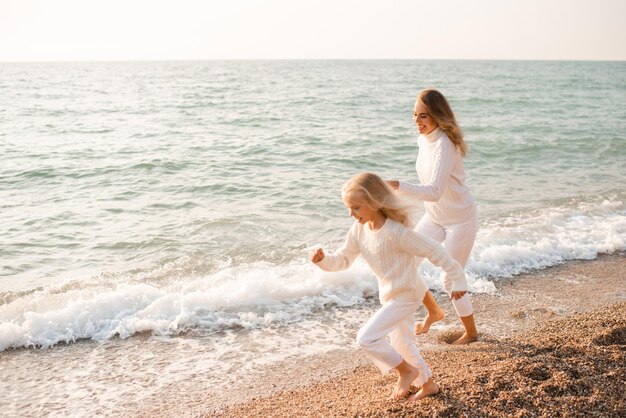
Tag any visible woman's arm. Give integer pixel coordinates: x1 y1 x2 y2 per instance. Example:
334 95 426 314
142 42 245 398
398 140 455 202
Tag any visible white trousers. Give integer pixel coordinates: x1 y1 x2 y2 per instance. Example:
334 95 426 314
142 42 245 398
415 212 478 318
357 299 432 387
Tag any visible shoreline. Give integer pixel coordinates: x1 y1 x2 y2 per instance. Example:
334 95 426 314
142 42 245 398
208 252 625 417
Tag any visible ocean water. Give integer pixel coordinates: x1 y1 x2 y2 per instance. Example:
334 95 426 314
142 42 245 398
1 60 625 414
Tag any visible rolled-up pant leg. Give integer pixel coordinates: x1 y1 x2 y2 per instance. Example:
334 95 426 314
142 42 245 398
356 300 432 386
415 213 477 318
443 214 477 317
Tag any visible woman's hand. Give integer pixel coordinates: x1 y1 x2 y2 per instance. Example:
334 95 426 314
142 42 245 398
386 180 399 190
450 291 467 300
310 248 325 263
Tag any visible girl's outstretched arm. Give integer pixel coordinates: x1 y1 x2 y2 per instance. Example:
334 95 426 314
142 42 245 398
313 222 360 272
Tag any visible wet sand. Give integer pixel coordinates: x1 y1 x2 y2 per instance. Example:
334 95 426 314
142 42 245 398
212 253 626 417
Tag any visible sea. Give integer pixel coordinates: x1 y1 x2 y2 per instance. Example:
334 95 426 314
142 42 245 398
1 60 625 416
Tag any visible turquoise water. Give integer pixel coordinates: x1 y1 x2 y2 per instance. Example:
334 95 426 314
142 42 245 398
2 61 624 295
1 60 625 415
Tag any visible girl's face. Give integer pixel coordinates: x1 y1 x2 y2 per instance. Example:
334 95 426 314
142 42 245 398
413 101 438 135
343 194 378 225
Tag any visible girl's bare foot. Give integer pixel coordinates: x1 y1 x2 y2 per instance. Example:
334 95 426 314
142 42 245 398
451 331 478 345
415 308 445 335
388 361 420 400
409 379 439 401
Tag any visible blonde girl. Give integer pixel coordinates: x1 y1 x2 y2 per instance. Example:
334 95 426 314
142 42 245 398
388 88 479 345
310 172 468 401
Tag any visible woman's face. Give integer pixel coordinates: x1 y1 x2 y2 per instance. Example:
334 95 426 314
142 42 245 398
413 101 438 135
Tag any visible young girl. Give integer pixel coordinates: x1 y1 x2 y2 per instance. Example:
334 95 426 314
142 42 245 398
388 88 479 345
310 172 468 401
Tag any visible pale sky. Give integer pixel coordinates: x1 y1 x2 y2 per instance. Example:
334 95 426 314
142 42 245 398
1 0 625 61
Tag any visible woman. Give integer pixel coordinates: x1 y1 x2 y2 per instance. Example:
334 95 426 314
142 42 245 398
388 88 478 345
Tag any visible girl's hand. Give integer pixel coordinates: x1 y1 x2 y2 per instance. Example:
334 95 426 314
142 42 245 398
310 248 325 263
386 180 399 190
450 291 467 300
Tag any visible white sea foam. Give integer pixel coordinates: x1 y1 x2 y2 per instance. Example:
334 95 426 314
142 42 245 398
475 198 624 273
0 261 377 351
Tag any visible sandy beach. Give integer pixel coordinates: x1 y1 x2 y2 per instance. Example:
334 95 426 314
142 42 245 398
211 253 626 417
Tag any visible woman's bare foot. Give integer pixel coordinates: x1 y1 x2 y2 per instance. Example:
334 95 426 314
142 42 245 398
416 291 445 335
451 331 478 345
415 308 445 335
452 314 478 344
409 379 439 401
388 361 420 400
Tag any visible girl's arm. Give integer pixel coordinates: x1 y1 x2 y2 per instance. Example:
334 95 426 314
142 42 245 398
398 140 455 202
398 228 467 293
313 223 361 272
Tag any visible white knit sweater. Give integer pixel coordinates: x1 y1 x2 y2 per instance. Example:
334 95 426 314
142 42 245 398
399 128 476 226
315 219 467 304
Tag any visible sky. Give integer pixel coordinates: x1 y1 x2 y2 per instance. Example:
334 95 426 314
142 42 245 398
0 0 625 61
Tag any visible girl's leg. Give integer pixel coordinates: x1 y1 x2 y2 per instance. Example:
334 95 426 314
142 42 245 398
356 300 428 399
442 214 479 344
389 311 431 386
409 378 440 401
414 214 446 334
389 310 440 401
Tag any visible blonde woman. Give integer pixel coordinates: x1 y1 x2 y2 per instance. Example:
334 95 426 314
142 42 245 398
311 172 468 401
388 89 479 345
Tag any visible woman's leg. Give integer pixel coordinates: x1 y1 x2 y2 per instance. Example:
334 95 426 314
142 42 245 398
416 291 445 334
442 214 479 344
414 214 446 334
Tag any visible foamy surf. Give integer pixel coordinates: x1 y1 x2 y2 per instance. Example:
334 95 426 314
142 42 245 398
469 197 625 277
0 261 377 351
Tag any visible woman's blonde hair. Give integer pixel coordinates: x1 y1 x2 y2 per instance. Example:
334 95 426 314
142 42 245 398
341 172 412 227
418 89 467 156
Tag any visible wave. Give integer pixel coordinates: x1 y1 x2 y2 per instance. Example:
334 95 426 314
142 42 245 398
470 197 624 277
0 261 376 351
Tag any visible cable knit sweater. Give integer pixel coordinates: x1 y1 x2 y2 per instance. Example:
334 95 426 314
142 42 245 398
399 128 476 226
315 219 467 304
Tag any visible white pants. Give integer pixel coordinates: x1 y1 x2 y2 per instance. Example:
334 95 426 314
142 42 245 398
415 212 478 318
357 299 432 387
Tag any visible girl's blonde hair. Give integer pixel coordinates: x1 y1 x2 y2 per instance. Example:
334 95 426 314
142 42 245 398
341 172 412 227
418 89 468 156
